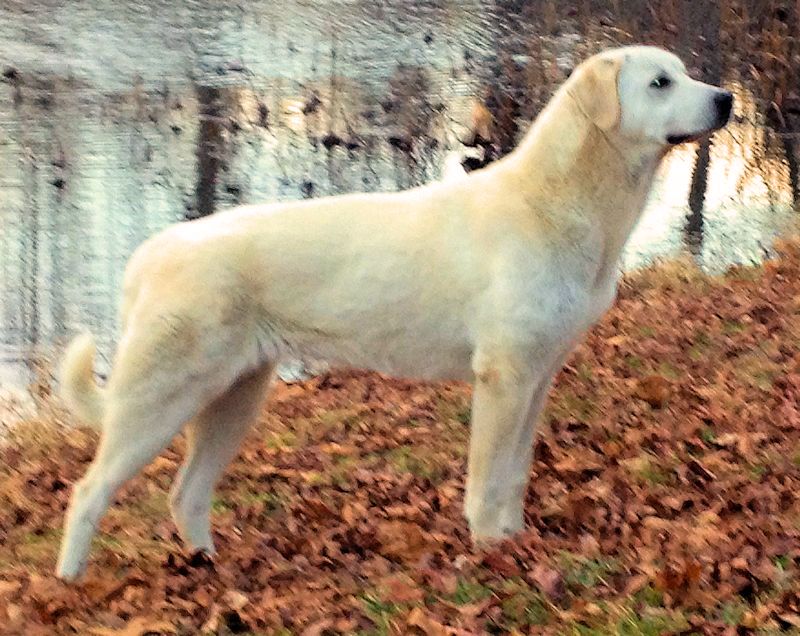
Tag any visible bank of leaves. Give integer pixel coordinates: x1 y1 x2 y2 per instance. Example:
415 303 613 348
1 241 800 635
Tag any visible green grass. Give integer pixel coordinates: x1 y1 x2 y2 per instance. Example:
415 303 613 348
264 429 298 450
700 426 716 444
495 579 552 628
774 554 791 572
384 444 447 483
315 408 364 432
359 593 404 635
449 578 493 605
637 326 656 338
567 607 690 635
358 591 410 636
576 362 595 382
548 389 597 423
693 329 712 348
454 405 471 426
559 553 620 590
633 585 664 608
240 489 285 511
656 361 681 380
623 454 673 486
749 462 769 481
722 320 746 335
624 355 644 371
719 599 748 626
14 528 62 564
434 395 472 428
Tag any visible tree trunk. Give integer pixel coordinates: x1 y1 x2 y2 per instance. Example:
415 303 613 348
681 0 722 253
192 85 224 219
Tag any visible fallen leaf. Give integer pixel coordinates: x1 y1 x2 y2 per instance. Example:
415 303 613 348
529 564 564 600
635 375 672 408
87 616 177 636
376 520 430 562
407 606 448 636
482 549 521 576
382 573 425 603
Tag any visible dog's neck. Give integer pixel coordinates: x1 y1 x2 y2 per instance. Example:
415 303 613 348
501 88 665 281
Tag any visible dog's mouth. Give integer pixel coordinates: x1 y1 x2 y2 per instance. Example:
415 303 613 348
668 120 730 146
667 132 704 145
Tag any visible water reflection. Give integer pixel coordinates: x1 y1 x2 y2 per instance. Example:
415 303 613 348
0 0 798 393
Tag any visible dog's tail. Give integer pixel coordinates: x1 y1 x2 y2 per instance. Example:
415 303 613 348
60 333 105 430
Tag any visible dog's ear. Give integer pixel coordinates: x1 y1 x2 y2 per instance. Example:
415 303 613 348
569 55 623 131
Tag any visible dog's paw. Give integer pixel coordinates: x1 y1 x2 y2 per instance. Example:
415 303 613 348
55 559 86 583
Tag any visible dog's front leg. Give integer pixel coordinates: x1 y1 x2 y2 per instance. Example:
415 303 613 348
465 348 552 541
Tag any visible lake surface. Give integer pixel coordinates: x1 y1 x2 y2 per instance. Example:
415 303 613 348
1 0 798 392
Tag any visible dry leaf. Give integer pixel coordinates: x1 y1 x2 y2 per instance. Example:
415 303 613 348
635 375 672 407
407 606 448 636
87 616 177 636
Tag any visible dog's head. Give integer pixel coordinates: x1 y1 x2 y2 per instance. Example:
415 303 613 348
569 46 732 148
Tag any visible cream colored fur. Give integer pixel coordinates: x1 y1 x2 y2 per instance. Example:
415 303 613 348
56 46 732 580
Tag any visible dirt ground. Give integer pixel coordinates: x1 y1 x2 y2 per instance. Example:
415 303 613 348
1 243 800 635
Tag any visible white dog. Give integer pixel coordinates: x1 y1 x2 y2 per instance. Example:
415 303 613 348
56 46 732 580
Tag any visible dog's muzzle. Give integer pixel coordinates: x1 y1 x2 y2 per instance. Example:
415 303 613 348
667 89 734 145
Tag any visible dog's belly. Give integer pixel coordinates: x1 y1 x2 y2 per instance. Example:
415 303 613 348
268 310 475 381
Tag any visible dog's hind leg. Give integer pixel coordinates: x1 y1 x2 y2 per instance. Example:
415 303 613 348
56 316 262 581
56 388 200 581
169 362 276 554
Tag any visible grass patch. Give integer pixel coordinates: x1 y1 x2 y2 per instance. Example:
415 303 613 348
773 554 791 572
264 429 298 450
434 395 472 429
656 361 681 380
496 579 552 628
749 462 769 481
559 552 620 590
637 325 656 338
701 427 716 444
693 329 712 348
313 408 364 435
719 599 749 626
576 362 595 382
454 405 471 426
211 494 232 513
634 585 664 608
624 355 644 371
569 606 690 635
449 577 493 605
330 454 358 488
14 527 62 565
360 593 404 635
733 350 781 391
548 389 597 423
614 609 690 636
622 454 673 486
722 319 745 335
240 489 285 512
385 444 447 483
127 489 169 519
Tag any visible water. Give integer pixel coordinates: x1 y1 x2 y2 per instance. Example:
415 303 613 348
1 0 798 391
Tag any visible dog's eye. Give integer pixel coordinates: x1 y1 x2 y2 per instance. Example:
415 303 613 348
650 76 672 89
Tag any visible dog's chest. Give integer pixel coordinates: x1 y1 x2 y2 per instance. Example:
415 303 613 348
485 257 618 351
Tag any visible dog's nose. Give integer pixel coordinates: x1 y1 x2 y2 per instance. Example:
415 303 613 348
715 90 733 125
